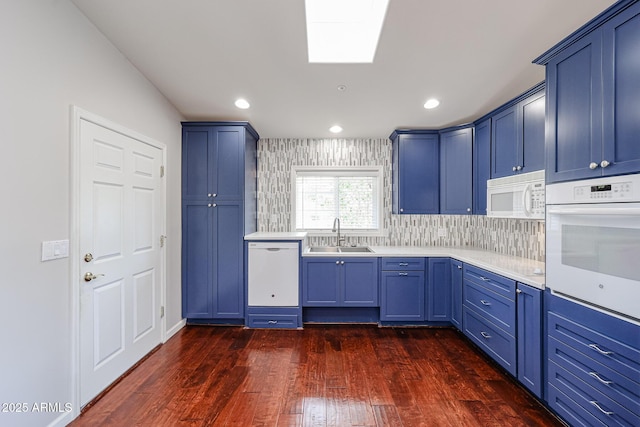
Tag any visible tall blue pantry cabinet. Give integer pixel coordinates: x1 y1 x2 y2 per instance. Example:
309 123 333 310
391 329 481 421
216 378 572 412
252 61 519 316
181 122 259 321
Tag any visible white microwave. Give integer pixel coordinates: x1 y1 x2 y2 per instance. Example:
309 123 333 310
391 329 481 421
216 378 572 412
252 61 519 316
486 170 545 219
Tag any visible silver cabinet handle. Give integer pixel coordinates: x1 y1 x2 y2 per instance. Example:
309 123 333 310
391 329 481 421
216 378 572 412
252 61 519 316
589 162 599 170
589 401 613 416
480 300 492 306
589 344 614 356
512 166 517 172
479 276 490 281
588 372 613 385
398 262 409 266
600 160 610 168
480 331 491 339
336 261 340 265
84 272 104 282
516 165 522 171
466 208 471 212
400 208 404 212
340 261 345 265
208 193 212 197
457 265 462 270
516 289 522 294
268 320 278 324
398 272 408 276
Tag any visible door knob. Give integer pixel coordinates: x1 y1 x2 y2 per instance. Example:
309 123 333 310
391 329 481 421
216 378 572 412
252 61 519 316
84 272 104 282
589 162 598 170
600 160 610 168
84 253 93 262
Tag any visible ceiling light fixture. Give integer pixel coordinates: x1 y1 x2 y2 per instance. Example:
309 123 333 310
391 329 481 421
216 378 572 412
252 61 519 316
234 98 250 109
305 0 389 63
329 125 343 133
423 98 440 109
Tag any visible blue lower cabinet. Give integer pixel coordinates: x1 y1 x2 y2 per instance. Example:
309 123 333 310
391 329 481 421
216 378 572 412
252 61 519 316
246 307 301 329
450 260 463 329
302 257 378 307
463 307 516 376
427 258 451 321
380 270 425 321
516 283 542 399
545 290 640 426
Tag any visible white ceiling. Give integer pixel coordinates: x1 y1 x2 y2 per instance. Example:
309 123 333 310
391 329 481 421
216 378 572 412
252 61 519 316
71 0 616 138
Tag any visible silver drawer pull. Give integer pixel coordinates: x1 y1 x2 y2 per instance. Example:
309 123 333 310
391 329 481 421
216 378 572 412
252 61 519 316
398 262 409 266
480 300 492 306
398 272 408 276
589 401 613 416
588 372 613 385
480 331 491 339
589 344 614 356
479 276 490 281
268 320 278 324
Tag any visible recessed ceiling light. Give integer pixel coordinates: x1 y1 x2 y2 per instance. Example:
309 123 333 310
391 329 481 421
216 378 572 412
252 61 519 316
305 0 389 63
423 98 440 109
234 98 250 109
329 125 343 133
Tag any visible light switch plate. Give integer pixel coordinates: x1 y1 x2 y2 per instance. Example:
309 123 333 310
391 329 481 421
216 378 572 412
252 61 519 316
42 239 69 261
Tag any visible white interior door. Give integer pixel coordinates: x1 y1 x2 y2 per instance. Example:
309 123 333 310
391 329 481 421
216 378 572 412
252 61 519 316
79 119 163 406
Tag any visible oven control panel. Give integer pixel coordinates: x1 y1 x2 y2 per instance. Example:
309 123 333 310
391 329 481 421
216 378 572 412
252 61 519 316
574 181 633 201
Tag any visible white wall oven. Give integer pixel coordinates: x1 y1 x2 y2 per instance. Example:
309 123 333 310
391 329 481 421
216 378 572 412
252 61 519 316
546 174 640 322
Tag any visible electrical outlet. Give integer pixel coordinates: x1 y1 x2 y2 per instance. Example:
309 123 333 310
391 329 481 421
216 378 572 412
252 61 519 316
437 228 447 238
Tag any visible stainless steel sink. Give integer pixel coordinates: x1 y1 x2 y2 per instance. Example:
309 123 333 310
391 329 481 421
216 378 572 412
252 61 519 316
309 246 373 253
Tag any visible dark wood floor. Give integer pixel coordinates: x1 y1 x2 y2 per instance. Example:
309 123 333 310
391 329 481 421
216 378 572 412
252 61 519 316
70 325 563 427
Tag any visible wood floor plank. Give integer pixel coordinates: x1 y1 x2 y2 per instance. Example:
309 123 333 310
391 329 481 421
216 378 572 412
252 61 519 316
70 325 563 427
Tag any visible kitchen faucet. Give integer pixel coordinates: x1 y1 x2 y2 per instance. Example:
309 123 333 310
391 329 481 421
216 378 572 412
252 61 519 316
332 217 345 247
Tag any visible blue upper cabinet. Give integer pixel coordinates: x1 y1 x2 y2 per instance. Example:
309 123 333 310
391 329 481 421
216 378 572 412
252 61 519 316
390 130 440 214
473 119 491 215
440 126 473 215
536 1 640 183
182 122 259 320
491 85 545 178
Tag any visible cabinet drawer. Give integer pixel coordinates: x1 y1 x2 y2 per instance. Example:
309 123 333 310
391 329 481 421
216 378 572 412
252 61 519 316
463 264 515 300
247 314 300 329
381 258 425 271
548 311 640 382
464 281 515 336
463 307 516 375
548 361 640 427
548 336 639 414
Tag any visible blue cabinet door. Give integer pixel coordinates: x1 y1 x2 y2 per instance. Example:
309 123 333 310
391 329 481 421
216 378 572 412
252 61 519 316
302 258 340 306
520 92 545 173
182 128 212 200
212 127 245 200
440 127 473 215
473 119 491 215
427 258 451 321
380 271 425 321
491 106 519 178
516 283 542 399
450 259 463 329
546 32 603 183
602 5 640 176
182 201 213 318
342 258 379 306
391 132 440 214
212 202 244 318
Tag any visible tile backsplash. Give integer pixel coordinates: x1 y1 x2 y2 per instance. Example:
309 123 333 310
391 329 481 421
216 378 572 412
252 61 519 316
257 137 545 262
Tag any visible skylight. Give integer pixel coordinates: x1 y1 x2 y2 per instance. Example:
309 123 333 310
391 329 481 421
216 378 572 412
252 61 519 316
305 0 389 63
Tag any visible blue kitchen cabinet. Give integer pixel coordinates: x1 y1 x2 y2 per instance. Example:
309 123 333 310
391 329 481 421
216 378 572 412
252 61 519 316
427 258 451 321
473 119 491 215
380 258 426 321
516 282 542 399
491 86 545 178
462 265 517 376
439 127 473 215
303 257 378 307
181 122 258 320
390 130 440 214
545 290 640 427
450 259 463 329
537 1 640 183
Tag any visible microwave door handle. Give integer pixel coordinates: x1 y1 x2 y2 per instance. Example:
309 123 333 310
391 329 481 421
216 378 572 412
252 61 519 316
547 207 640 215
522 184 532 217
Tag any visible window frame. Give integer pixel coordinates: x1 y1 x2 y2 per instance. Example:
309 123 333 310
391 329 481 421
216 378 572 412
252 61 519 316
290 166 384 237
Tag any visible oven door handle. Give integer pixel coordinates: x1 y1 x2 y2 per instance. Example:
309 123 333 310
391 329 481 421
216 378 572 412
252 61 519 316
547 207 640 216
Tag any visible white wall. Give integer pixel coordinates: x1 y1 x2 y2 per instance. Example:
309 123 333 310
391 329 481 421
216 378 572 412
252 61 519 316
0 1 183 426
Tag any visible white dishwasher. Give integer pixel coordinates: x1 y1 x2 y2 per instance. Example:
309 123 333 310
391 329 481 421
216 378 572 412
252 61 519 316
248 242 299 306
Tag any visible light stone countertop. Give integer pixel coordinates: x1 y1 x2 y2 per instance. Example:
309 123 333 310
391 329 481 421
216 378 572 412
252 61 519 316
244 232 308 241
303 245 546 290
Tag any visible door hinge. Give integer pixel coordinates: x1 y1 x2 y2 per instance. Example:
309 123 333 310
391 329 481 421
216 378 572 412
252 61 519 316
160 165 165 177
160 306 165 318
160 235 167 247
